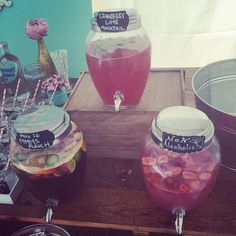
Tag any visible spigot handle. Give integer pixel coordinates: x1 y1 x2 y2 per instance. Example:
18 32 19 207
45 198 58 223
113 91 124 112
173 209 185 235
45 207 53 223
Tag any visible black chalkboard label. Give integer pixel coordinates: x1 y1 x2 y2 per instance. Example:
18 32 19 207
16 130 55 150
96 11 129 32
162 132 205 153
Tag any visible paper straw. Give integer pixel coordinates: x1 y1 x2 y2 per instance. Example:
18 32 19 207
22 93 30 112
5 115 10 140
0 127 4 144
12 77 21 107
0 88 6 119
49 82 59 105
31 79 41 105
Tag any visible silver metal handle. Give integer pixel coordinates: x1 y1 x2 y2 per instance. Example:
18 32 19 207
113 90 124 112
173 208 185 235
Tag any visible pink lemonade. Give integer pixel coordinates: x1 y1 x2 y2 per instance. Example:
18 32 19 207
141 135 221 212
86 46 151 106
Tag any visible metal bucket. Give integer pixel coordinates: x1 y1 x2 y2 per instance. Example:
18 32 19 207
192 58 236 170
11 223 70 236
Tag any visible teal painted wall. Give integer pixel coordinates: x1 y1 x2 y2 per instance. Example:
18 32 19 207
0 0 92 77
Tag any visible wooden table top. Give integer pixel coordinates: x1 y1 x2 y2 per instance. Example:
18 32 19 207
0 154 236 236
0 69 236 235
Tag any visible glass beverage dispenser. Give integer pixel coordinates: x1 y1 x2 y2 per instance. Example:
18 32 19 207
141 106 221 234
9 105 86 220
86 9 151 111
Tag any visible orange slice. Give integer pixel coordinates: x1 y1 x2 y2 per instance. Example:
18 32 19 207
67 159 76 173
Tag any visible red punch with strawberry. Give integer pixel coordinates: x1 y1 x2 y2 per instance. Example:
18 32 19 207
141 106 221 234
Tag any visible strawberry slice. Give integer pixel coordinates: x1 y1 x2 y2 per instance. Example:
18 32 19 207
199 173 211 180
206 163 216 172
178 183 190 193
170 166 182 176
182 171 197 180
142 156 156 166
182 153 194 165
190 180 201 191
144 166 152 174
185 164 202 173
157 155 169 164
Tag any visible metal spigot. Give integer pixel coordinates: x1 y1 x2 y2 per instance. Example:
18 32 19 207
113 91 124 112
45 207 53 223
45 198 58 223
174 209 185 235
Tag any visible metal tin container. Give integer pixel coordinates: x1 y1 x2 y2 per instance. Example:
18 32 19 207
192 58 236 169
11 223 70 236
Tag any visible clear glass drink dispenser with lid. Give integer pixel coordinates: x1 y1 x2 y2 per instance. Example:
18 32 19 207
86 9 151 111
141 106 221 234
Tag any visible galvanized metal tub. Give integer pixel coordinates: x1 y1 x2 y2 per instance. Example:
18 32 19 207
192 58 236 170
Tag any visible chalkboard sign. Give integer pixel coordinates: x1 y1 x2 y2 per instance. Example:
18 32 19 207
16 130 55 150
162 132 205 153
96 10 129 32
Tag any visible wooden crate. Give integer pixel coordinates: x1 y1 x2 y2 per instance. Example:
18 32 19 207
64 69 185 159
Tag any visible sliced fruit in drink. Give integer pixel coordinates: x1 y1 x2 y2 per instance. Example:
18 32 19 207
157 155 169 164
144 166 152 174
142 156 156 166
185 164 202 173
206 163 216 172
170 166 182 176
182 171 197 180
26 154 46 168
46 154 60 167
182 153 193 165
199 173 211 180
67 159 76 173
178 183 190 193
189 180 201 191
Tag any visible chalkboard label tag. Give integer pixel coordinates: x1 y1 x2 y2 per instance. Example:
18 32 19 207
16 130 55 150
96 10 129 32
162 132 205 153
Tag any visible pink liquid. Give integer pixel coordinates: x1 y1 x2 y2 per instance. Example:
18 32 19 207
141 136 220 212
86 47 151 106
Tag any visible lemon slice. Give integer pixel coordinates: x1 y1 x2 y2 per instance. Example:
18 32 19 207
67 159 76 173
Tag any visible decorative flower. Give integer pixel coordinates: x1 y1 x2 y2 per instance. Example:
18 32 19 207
41 75 69 94
26 18 48 40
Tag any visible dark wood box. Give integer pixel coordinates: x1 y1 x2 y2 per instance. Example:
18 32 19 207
64 69 186 159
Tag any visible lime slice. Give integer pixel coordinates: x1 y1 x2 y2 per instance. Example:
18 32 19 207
46 154 60 167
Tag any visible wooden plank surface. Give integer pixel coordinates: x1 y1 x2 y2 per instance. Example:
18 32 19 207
0 156 236 236
1 68 235 235
64 70 185 159
65 70 184 112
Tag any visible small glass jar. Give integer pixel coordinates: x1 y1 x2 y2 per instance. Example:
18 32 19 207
86 8 151 111
24 63 46 99
9 105 87 203
141 106 221 234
